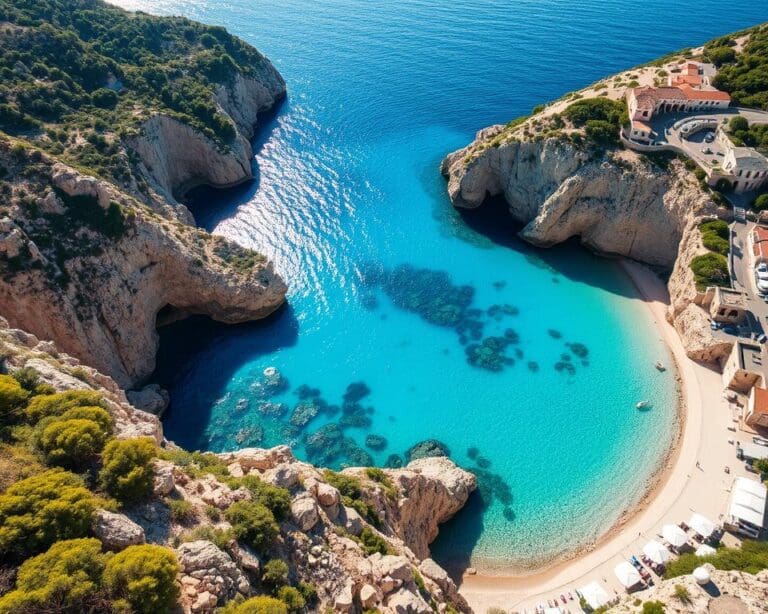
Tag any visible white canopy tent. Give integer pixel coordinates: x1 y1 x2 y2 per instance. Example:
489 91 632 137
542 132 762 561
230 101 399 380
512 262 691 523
579 581 610 609
688 513 717 539
726 477 767 537
614 562 642 589
695 544 717 557
643 540 671 565
662 524 688 548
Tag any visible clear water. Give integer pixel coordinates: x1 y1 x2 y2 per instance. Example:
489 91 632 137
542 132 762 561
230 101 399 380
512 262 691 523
111 0 768 572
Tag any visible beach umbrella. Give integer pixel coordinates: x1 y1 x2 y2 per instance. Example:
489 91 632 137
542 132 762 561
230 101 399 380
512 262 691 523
662 524 688 548
579 581 610 609
614 561 642 589
643 540 671 565
688 513 716 539
693 566 711 585
695 544 717 557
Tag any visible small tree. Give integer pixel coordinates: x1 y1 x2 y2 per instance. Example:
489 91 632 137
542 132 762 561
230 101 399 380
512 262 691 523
753 194 768 211
103 544 180 614
673 584 690 603
224 501 279 554
261 559 289 587
642 601 666 614
729 116 749 132
0 538 107 613
25 390 105 423
276 586 305 613
0 469 97 557
99 437 156 503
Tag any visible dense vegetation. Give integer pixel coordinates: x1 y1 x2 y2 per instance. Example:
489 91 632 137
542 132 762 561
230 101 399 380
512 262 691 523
727 116 768 153
0 0 271 183
562 97 628 145
665 540 768 578
710 24 768 110
699 219 730 256
690 252 730 290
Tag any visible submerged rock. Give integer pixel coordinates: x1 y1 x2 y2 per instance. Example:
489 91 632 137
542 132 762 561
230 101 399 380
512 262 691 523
365 434 388 451
406 439 450 462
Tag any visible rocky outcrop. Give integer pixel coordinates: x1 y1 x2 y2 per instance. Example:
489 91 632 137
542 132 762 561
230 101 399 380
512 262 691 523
442 132 730 364
177 540 251 613
92 510 146 550
0 316 161 441
610 566 768 613
0 156 286 386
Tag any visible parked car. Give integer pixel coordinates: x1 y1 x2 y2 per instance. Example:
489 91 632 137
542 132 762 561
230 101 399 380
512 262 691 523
755 272 768 294
704 132 715 143
702 147 713 154
758 262 768 274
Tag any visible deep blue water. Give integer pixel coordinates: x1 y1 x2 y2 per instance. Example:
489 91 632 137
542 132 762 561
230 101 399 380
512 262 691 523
112 0 768 572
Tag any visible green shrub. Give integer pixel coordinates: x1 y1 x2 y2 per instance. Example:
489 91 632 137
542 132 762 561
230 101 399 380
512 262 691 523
25 389 105 423
92 88 119 109
99 437 156 503
276 586 305 613
699 219 730 257
239 475 291 521
262 558 289 587
224 501 279 554
103 544 180 614
730 116 749 132
642 602 666 614
0 374 29 425
0 538 107 613
701 234 729 255
706 46 736 66
690 253 729 289
168 499 196 524
182 525 234 551
0 469 97 557
296 581 317 605
673 584 690 602
562 97 627 128
665 540 768 578
37 416 110 468
754 194 768 211
359 527 388 556
220 596 288 614
323 470 362 499
10 366 40 392
584 119 619 144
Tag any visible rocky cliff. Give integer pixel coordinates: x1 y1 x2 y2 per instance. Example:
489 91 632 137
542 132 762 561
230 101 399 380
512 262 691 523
441 127 732 364
0 320 476 614
0 142 286 387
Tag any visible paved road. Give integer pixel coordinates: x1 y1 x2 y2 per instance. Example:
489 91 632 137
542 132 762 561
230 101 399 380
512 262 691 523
730 218 768 338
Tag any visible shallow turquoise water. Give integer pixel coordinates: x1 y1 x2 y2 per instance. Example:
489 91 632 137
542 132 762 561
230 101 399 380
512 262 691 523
111 0 768 571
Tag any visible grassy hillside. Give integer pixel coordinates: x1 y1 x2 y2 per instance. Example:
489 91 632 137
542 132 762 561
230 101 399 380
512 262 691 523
0 0 273 184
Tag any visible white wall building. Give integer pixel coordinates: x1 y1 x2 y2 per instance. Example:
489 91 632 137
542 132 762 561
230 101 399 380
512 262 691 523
715 127 768 194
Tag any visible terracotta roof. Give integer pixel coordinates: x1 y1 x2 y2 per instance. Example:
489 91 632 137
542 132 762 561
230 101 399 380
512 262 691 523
753 226 768 243
631 86 686 109
677 84 731 101
751 386 768 416
672 74 703 86
632 120 652 132
685 62 700 75
753 240 768 261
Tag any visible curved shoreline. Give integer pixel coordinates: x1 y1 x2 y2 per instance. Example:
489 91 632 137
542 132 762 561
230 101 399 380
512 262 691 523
458 259 726 611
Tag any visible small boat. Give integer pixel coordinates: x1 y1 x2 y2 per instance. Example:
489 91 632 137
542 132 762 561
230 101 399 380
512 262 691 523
636 400 651 409
655 361 666 372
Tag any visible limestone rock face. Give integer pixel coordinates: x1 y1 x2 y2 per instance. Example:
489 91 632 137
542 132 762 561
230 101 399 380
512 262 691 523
127 384 170 416
290 494 320 531
0 162 286 387
442 135 729 364
177 540 250 614
92 510 145 550
0 317 161 441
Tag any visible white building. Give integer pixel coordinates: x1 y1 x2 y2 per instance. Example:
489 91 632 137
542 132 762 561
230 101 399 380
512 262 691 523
715 127 768 194
724 477 766 539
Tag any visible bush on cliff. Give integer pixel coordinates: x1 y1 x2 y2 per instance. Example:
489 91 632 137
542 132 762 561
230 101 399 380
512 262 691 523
690 253 730 290
224 501 279 554
699 220 730 256
103 544 180 614
0 469 97 557
220 596 288 614
37 413 111 469
0 374 28 425
0 538 107 614
99 437 156 503
563 97 627 128
753 194 768 211
276 586 306 613
712 25 768 109
239 475 291 521
25 389 106 423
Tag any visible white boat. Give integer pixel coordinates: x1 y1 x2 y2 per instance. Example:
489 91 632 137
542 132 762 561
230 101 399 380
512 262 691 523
655 362 666 372
636 400 651 409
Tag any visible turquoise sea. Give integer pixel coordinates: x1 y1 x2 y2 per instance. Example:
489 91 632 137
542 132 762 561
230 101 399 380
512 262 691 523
112 0 768 572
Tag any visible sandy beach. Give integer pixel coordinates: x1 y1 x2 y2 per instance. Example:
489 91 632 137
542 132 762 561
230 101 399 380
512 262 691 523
458 260 750 613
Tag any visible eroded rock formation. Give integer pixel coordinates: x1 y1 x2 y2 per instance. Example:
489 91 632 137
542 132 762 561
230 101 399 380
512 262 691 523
441 130 732 364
